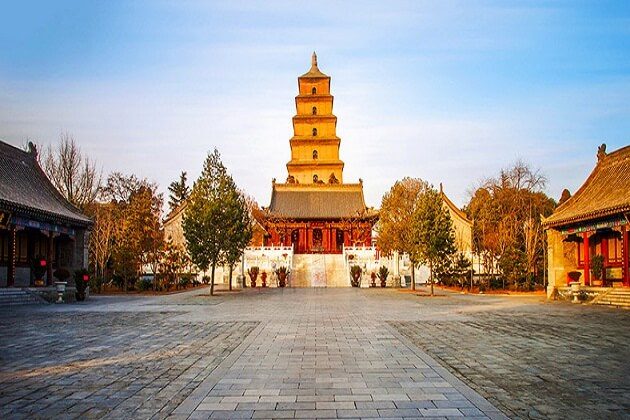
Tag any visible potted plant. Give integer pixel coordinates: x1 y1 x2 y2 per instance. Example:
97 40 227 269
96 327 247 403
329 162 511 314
53 267 71 283
370 272 377 287
261 271 268 288
378 266 389 288
590 254 605 286
566 271 581 286
247 266 259 288
74 269 90 301
31 255 47 286
275 266 290 287
350 265 362 287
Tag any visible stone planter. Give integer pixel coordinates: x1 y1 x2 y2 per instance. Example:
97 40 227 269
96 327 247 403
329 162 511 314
569 281 581 303
54 281 67 303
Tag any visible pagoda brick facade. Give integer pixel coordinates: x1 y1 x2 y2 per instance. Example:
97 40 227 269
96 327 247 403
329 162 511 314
287 52 344 185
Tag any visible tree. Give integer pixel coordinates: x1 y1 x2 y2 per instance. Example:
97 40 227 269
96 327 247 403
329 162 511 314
87 202 117 285
466 161 556 289
41 132 101 210
168 171 190 211
378 178 430 290
160 237 188 290
224 189 253 291
183 149 248 296
102 173 162 292
410 187 456 296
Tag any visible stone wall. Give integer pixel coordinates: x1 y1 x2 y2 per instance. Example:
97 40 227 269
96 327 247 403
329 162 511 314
547 229 581 297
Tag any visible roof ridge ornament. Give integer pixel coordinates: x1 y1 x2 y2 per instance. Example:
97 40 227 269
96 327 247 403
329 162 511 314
27 141 38 158
312 51 317 68
597 143 607 161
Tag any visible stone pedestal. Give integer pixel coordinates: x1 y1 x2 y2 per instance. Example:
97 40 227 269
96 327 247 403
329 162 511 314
393 275 401 288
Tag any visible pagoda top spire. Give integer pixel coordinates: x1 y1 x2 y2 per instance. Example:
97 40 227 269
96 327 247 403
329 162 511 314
301 51 328 78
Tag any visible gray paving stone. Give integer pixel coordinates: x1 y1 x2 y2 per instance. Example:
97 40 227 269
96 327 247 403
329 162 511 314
11 288 615 419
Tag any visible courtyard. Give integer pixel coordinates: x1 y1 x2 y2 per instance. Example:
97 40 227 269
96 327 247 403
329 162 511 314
0 288 628 419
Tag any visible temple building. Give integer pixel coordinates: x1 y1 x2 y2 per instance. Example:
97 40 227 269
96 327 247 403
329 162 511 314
0 141 92 288
262 53 377 253
543 144 630 296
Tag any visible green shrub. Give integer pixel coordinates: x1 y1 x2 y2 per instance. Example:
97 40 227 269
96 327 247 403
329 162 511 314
53 267 71 282
74 269 90 301
137 278 152 291
111 274 124 290
89 276 104 293
178 277 190 289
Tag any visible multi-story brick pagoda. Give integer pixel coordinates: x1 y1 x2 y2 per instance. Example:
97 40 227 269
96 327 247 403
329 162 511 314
262 53 376 254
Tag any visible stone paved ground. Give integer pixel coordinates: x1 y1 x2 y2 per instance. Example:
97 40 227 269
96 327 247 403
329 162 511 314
0 309 257 419
0 287 628 419
390 293 630 419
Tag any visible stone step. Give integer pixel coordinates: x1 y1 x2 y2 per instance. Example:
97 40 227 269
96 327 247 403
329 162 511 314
600 297 630 304
0 290 48 306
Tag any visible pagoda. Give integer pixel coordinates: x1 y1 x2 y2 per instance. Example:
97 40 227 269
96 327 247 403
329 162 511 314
263 53 376 254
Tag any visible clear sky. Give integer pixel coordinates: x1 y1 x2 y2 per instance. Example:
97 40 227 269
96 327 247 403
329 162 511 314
1 1 628 209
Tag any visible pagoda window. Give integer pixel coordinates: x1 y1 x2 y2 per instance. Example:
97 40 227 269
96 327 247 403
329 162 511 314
312 106 317 115
313 174 319 183
312 128 317 136
311 87 317 94
313 150 318 160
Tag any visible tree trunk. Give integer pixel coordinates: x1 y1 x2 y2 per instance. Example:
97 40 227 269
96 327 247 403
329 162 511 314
210 263 216 296
411 263 416 291
229 265 233 291
430 260 434 296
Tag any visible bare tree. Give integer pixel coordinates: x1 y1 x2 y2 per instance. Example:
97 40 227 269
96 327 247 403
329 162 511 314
88 202 117 285
42 132 101 210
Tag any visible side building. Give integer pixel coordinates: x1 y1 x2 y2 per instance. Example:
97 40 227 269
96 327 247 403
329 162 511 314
543 144 629 296
0 141 92 288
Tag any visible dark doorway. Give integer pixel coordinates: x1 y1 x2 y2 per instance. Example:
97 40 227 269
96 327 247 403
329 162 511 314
336 230 345 252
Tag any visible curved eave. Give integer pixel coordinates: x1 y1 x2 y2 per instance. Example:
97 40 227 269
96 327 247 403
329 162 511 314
543 145 630 229
0 199 93 228
440 191 473 227
542 204 630 229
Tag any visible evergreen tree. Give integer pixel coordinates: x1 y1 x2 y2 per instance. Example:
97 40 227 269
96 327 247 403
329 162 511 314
168 171 190 211
182 149 249 295
224 192 253 291
410 187 456 296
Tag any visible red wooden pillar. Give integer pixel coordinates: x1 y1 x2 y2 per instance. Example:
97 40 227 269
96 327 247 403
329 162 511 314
306 228 312 253
583 231 590 286
46 231 54 286
7 227 15 287
623 225 629 287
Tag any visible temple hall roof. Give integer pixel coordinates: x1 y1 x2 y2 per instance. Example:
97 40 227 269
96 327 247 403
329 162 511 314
543 144 630 228
0 140 92 227
267 184 371 220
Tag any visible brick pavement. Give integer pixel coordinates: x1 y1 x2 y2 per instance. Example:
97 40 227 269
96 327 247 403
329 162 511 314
1 287 627 419
391 293 630 419
0 310 257 419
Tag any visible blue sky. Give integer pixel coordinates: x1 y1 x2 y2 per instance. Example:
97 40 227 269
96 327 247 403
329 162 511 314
1 1 628 208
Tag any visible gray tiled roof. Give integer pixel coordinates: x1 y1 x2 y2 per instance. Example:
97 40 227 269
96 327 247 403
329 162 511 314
268 188 368 219
543 145 630 228
0 141 92 227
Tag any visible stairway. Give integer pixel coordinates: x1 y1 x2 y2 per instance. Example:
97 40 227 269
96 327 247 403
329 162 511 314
290 254 349 287
592 288 630 308
0 289 48 306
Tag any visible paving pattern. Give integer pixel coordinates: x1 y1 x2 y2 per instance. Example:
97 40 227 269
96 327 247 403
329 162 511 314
0 310 257 419
391 298 630 419
1 287 628 419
